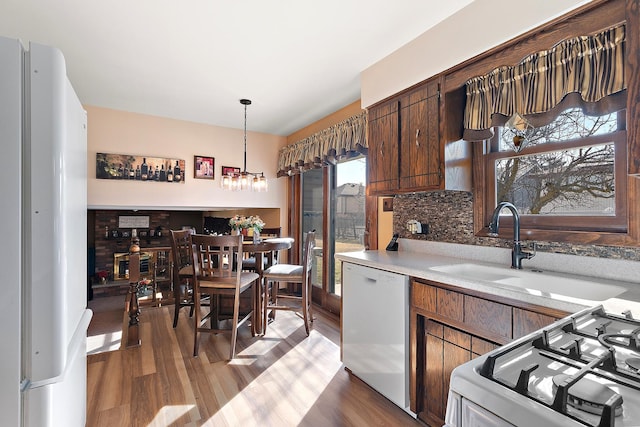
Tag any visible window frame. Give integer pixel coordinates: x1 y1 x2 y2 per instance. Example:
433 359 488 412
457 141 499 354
475 111 631 244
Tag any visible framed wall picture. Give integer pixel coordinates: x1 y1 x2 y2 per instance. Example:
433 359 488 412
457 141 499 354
221 166 241 176
194 155 215 179
96 153 186 183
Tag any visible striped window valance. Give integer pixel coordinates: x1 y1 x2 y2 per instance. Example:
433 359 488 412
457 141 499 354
463 24 627 142
276 110 368 176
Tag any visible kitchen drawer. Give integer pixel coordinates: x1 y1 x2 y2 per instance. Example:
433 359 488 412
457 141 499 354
411 280 463 322
464 295 512 341
412 280 437 312
438 288 463 322
513 308 558 339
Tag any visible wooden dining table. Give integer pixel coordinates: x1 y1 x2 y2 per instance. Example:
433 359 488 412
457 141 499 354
242 237 294 335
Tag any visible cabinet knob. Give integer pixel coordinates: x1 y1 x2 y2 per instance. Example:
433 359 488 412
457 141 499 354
416 129 420 147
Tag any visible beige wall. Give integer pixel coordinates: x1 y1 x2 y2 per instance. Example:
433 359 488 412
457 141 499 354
86 105 289 228
360 0 593 107
286 100 363 144
377 198 394 249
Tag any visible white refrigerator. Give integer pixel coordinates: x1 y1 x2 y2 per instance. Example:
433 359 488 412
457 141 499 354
0 36 92 426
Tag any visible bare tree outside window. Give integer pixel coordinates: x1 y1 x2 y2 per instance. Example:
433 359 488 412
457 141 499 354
495 109 618 216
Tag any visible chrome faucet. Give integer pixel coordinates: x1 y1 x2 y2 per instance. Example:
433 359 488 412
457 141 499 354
488 201 535 269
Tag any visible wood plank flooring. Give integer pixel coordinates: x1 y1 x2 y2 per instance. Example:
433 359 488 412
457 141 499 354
87 304 424 426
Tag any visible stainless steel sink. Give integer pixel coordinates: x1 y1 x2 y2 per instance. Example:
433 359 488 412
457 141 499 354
430 263 626 301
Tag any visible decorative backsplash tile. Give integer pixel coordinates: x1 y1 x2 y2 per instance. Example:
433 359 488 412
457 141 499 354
393 191 640 261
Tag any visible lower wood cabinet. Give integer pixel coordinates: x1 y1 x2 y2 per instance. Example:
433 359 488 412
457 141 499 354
513 307 558 338
410 278 569 427
425 331 445 421
422 319 497 426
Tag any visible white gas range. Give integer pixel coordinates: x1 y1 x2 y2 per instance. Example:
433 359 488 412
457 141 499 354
445 305 640 427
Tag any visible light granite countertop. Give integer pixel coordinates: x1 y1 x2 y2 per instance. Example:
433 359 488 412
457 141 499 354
335 240 640 317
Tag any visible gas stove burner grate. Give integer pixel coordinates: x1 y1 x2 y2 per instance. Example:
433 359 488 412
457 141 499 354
552 374 623 417
626 357 640 372
597 332 640 351
478 305 640 427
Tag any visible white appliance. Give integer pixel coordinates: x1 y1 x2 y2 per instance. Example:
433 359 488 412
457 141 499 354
342 262 414 416
0 36 92 426
445 305 640 427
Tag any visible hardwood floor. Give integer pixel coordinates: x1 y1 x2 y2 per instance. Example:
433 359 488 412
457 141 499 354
86 304 423 426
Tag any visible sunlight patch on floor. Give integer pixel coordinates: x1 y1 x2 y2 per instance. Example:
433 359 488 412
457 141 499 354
234 333 290 359
226 356 257 366
204 328 343 426
87 331 122 354
147 404 197 427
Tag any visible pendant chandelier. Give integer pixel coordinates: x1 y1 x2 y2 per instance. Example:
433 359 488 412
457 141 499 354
220 99 268 192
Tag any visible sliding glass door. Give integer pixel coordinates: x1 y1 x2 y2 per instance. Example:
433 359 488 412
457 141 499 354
301 168 324 295
334 157 366 296
300 155 366 314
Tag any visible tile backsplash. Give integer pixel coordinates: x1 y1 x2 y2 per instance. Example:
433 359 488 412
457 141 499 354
393 191 640 262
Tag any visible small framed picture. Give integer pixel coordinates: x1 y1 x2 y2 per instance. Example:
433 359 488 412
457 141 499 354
222 165 241 176
194 156 215 179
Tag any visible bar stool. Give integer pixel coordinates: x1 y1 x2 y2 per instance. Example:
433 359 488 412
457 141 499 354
170 229 195 328
261 231 315 335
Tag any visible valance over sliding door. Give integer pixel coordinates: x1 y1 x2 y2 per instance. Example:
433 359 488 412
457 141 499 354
276 111 367 177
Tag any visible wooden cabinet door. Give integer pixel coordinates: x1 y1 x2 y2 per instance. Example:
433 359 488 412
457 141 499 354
424 329 444 424
367 100 399 195
443 340 471 419
513 308 558 339
422 320 472 427
400 80 441 190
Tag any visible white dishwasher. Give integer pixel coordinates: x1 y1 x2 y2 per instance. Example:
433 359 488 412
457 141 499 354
342 262 413 415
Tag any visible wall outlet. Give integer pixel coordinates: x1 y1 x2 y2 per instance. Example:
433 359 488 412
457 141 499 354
407 220 429 234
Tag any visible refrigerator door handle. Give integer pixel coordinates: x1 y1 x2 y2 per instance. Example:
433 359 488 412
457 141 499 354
27 309 92 389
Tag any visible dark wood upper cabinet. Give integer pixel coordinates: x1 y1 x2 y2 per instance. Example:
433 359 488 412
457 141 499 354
400 80 441 191
367 79 442 196
367 99 399 195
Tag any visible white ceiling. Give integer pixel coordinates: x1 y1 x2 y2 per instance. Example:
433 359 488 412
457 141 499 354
0 0 474 136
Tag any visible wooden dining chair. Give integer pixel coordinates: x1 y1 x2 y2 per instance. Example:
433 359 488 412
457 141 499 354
170 229 196 328
191 234 259 359
242 227 282 271
261 231 315 335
